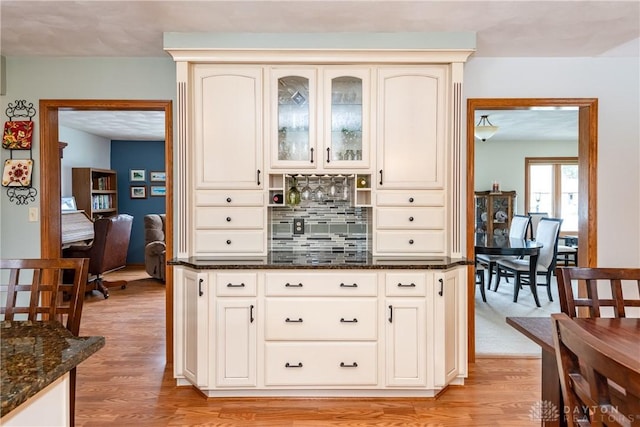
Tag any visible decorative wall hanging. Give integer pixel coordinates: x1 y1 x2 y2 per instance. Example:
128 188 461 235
3 99 37 205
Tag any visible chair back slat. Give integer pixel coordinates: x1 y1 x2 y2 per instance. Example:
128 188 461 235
557 267 640 318
1 258 89 335
551 313 640 426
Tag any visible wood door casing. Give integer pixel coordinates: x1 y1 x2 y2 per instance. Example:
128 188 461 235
466 98 598 362
39 99 174 364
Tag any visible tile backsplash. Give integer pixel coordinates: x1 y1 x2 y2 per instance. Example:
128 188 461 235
269 200 370 252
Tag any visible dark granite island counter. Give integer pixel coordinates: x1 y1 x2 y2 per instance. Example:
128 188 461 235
1 320 105 425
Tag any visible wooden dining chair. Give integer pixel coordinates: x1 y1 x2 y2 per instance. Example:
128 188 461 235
0 257 90 427
551 313 640 427
556 267 640 318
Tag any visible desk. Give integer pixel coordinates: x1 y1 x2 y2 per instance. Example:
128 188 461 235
475 233 543 306
506 316 640 427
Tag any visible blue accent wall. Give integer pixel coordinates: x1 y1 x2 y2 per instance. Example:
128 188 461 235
111 140 165 264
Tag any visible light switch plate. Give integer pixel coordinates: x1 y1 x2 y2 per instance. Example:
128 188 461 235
28 207 38 222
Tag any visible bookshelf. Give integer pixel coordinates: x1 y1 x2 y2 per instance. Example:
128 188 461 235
72 167 118 219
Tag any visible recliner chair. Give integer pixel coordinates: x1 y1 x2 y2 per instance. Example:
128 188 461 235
64 213 133 299
144 214 166 281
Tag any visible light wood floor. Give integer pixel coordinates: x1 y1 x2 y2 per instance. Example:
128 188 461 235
75 266 542 426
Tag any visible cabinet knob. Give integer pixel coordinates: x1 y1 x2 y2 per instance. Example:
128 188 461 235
409 239 414 245
226 197 232 203
409 197 414 203
226 239 232 245
226 217 231 222
409 216 414 222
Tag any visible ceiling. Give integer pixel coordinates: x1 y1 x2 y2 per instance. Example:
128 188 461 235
3 1 637 141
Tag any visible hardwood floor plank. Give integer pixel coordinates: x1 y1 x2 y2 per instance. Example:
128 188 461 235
75 266 541 426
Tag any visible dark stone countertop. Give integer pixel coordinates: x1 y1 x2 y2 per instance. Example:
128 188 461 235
169 252 469 270
0 320 105 418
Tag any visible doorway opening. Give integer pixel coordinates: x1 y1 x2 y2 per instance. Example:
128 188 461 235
466 98 598 360
39 99 174 362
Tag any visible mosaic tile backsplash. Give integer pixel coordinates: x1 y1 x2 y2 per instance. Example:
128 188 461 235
269 200 371 252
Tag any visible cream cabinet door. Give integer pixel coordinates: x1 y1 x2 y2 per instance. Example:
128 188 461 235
269 67 318 169
322 68 371 170
385 298 427 387
179 268 209 388
433 268 464 387
193 65 263 189
376 66 448 189
216 298 257 387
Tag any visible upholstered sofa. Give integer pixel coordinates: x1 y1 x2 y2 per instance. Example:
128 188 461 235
144 214 166 281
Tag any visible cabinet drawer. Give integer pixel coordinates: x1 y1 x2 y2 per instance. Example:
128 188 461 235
195 207 264 229
195 190 264 206
265 342 377 386
376 190 444 207
265 298 377 340
385 272 427 296
376 207 444 229
265 272 377 296
376 231 445 254
194 230 265 253
215 272 257 296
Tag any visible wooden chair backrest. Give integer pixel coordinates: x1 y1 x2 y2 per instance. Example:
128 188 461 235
551 313 640 427
556 267 640 318
0 258 89 335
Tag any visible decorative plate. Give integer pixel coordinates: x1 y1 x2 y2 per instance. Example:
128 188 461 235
2 159 33 187
2 121 34 149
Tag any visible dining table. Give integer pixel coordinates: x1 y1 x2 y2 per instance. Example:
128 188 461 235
474 232 544 306
506 316 640 427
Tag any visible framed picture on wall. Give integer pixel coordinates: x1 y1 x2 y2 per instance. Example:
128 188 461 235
150 185 166 197
130 169 146 182
150 171 165 182
130 185 147 199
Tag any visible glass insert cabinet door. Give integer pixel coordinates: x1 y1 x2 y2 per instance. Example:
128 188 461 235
324 68 370 168
271 68 370 169
272 69 316 168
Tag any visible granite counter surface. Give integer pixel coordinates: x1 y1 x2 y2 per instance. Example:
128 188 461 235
0 320 105 418
169 252 469 270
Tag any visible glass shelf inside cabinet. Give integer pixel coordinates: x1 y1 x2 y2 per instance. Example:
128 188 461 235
278 76 310 162
330 76 363 162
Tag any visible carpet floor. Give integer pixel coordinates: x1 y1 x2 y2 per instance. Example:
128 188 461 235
474 271 561 357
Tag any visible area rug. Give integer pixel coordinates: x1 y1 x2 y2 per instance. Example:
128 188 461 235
474 274 561 357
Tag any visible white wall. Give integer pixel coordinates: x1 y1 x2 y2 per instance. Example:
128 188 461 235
59 126 111 197
475 139 577 214
464 56 640 267
0 57 175 259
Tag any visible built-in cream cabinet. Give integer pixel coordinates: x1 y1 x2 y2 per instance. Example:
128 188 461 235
376 66 447 190
173 266 467 397
270 66 371 171
193 65 264 190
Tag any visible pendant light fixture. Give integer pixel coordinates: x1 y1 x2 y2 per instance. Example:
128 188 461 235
474 115 499 142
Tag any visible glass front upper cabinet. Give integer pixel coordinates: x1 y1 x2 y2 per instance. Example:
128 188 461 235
272 69 317 169
324 68 370 169
270 67 370 170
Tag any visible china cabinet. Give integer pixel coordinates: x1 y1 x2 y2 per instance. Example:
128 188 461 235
270 67 371 171
474 190 517 237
